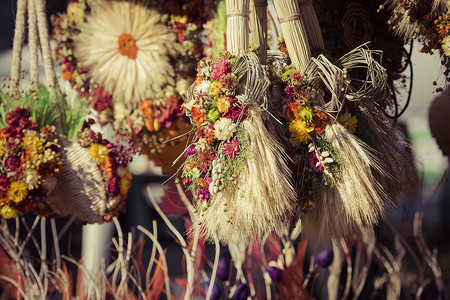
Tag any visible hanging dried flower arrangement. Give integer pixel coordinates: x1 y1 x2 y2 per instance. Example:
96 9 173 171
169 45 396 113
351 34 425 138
51 0 214 173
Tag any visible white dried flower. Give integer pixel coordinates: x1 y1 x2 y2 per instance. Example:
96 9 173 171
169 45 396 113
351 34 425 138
441 36 450 57
214 118 237 141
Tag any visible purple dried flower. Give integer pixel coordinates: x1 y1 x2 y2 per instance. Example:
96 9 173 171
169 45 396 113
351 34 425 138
196 188 210 202
204 282 221 300
217 258 229 280
266 265 283 282
5 156 21 171
185 147 196 156
315 250 334 268
91 87 113 113
233 283 249 300
0 175 10 192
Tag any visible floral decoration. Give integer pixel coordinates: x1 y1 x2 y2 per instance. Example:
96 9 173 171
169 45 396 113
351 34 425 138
277 66 351 213
0 107 63 218
180 53 250 206
51 0 213 160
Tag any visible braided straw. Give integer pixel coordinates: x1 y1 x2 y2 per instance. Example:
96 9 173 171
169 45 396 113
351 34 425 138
226 0 250 54
249 0 268 63
272 0 311 72
298 0 324 49
9 0 27 93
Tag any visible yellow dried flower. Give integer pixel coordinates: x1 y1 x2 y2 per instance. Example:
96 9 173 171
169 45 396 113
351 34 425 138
7 182 28 203
337 112 358 134
90 143 109 165
119 167 132 195
22 135 43 153
0 205 18 218
209 81 223 97
289 119 313 144
216 96 231 114
67 2 85 24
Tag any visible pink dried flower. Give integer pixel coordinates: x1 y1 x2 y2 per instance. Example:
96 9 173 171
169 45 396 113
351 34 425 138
222 137 240 159
308 152 324 172
210 58 230 80
5 156 21 172
0 176 10 192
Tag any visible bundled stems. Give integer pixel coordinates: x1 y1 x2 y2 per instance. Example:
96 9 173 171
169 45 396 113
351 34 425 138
298 0 324 49
272 0 311 72
226 0 250 54
249 0 268 63
10 0 28 93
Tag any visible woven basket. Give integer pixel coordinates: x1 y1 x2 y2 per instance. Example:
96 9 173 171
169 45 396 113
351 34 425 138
46 137 121 223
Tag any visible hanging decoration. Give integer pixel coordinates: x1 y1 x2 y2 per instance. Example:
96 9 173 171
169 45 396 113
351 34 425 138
179 0 296 245
381 0 450 90
51 0 213 174
271 0 417 239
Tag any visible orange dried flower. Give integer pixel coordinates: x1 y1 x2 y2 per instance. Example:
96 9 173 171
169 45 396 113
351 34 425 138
196 178 208 189
61 70 72 81
312 110 330 135
139 100 154 117
186 161 199 170
285 102 301 122
102 157 116 178
191 107 207 127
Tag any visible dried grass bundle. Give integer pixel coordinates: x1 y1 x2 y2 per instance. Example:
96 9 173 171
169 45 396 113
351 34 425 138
298 0 324 49
272 0 311 72
302 122 388 239
355 102 418 202
197 108 296 245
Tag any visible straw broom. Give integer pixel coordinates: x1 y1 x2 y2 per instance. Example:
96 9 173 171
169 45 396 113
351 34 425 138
226 0 250 55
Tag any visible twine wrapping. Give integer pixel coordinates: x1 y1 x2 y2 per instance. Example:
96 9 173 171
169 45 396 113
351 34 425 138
10 0 28 93
28 0 39 88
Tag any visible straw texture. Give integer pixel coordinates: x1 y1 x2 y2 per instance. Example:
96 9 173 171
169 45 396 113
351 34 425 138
10 0 27 92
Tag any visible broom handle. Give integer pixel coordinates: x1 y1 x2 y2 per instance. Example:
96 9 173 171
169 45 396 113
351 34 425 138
272 0 311 72
10 0 28 94
226 0 250 55
28 0 39 89
249 0 268 64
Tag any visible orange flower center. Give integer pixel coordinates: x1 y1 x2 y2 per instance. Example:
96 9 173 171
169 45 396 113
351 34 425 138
118 33 138 59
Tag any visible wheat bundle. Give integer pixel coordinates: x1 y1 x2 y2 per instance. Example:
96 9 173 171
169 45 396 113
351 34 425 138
272 0 311 72
226 0 250 55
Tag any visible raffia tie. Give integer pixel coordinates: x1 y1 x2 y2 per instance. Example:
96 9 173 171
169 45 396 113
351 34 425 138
278 14 302 23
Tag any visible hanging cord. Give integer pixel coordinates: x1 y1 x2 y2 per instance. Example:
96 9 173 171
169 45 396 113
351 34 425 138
28 0 39 90
9 0 28 94
35 0 58 91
